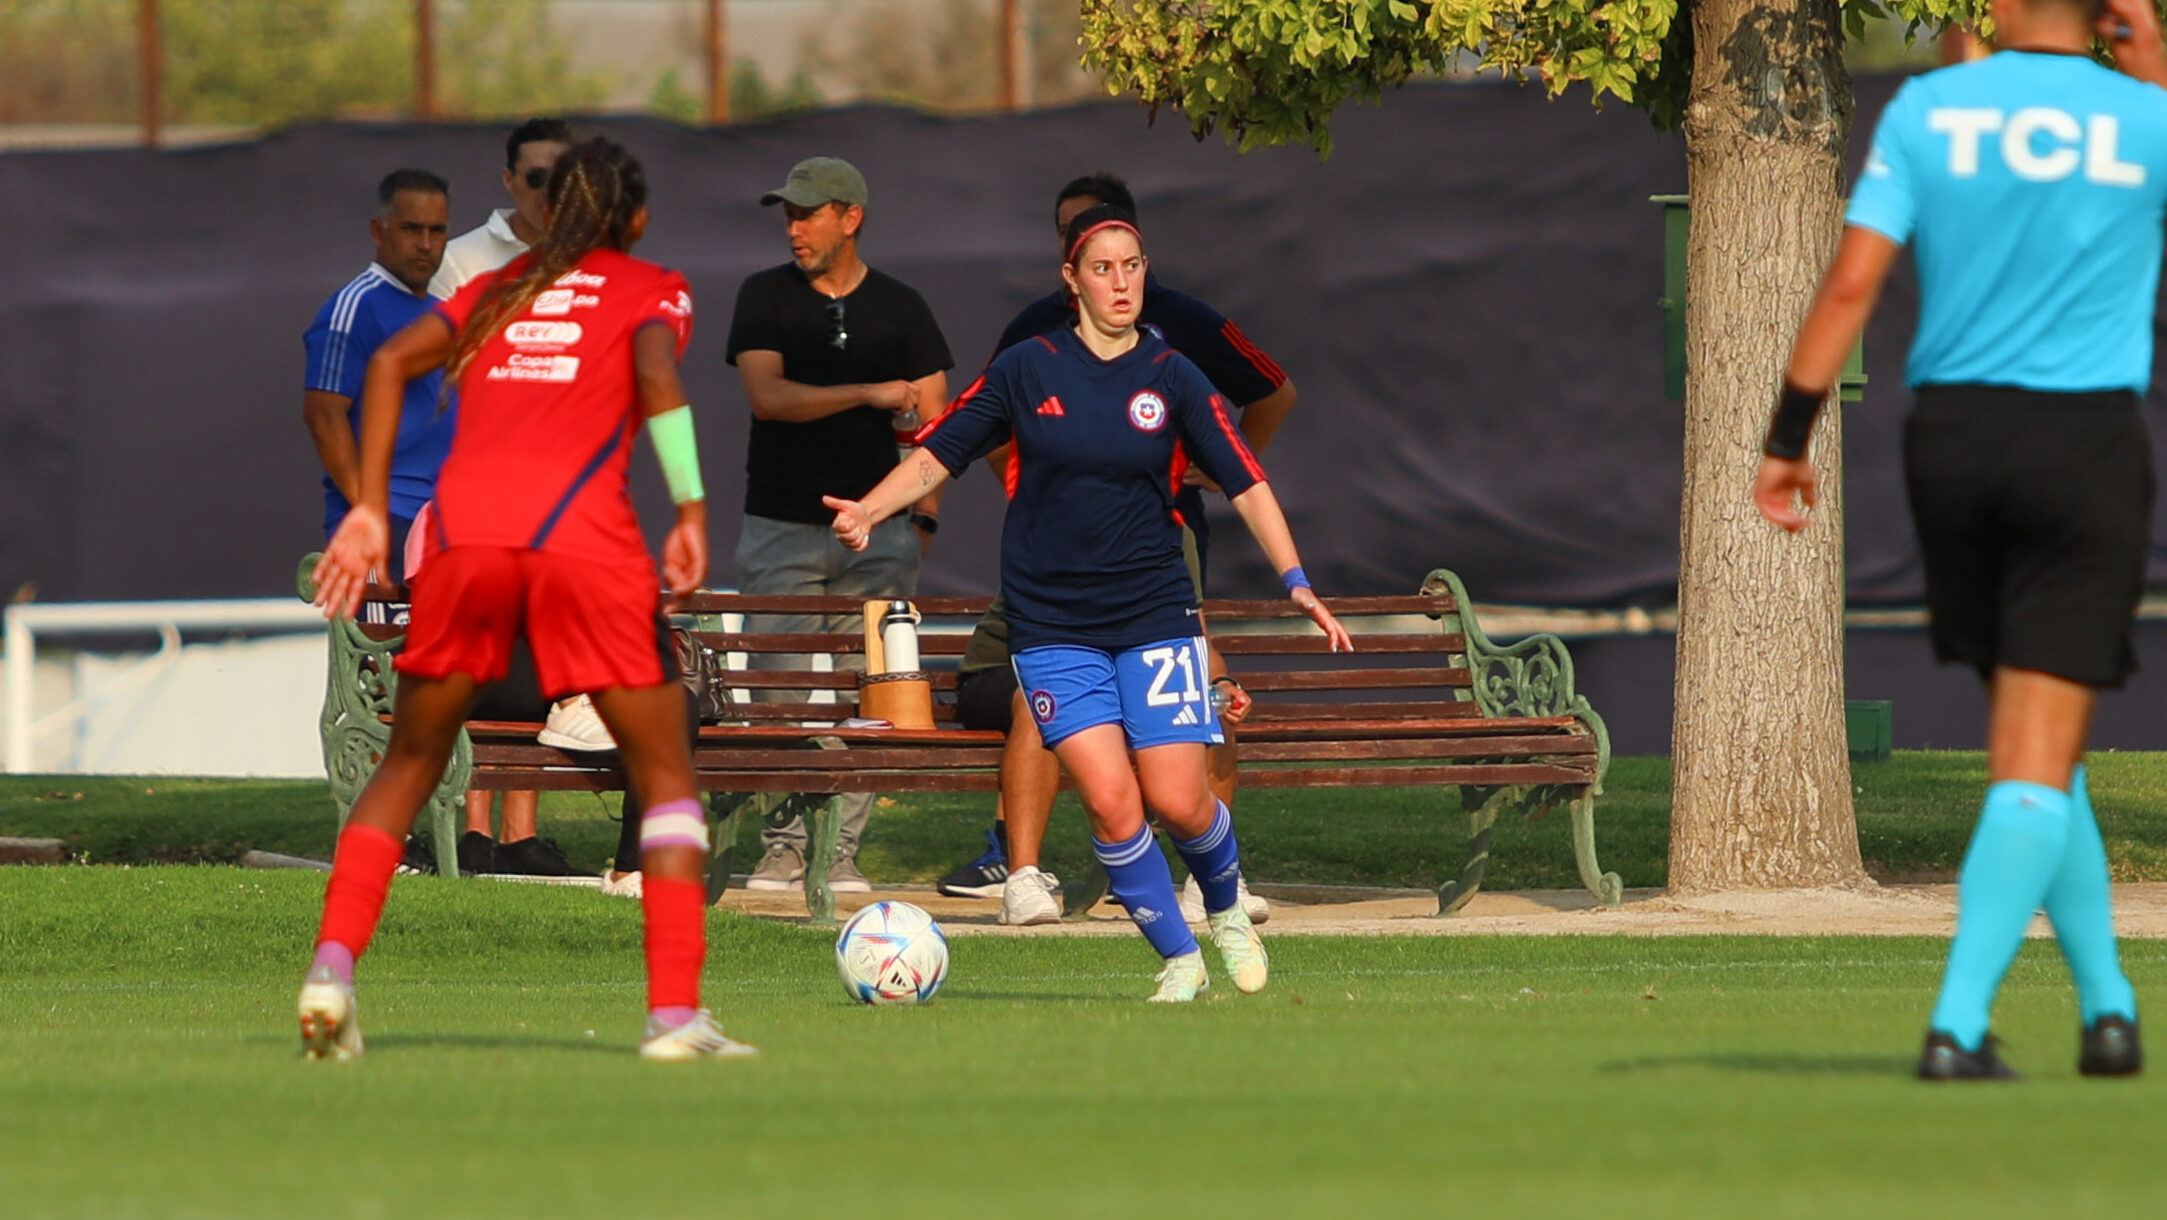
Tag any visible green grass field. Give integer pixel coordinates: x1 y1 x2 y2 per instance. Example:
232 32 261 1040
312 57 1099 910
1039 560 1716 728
2 865 2163 1217
13 751 2167 889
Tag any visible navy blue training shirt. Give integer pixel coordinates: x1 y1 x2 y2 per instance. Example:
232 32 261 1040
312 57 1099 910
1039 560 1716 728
921 325 1266 653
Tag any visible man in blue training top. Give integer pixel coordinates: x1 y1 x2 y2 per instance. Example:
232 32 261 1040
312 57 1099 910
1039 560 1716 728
303 168 456 589
1756 0 2167 1080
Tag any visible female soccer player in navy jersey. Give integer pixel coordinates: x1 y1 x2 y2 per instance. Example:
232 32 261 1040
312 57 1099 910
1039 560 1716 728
304 138 754 1061
827 205 1352 1000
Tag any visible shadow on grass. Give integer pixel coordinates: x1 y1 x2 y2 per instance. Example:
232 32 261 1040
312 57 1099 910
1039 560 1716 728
238 1031 631 1056
1596 1053 1913 1077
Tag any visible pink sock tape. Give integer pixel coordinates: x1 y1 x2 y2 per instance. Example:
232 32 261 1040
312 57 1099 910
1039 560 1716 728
639 797 710 851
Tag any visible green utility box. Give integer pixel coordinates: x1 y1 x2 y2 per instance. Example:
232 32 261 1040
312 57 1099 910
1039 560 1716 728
1845 699 1893 763
1653 195 1865 403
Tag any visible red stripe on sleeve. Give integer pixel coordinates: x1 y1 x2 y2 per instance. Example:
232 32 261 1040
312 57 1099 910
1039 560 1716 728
1221 320 1288 387
913 373 985 446
1003 435 1022 500
1209 394 1267 485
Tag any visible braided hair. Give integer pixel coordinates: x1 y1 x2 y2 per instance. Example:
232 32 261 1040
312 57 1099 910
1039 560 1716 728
444 137 648 395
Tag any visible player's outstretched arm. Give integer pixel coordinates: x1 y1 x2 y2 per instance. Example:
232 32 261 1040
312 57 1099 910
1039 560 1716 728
2103 0 2167 87
1227 482 1353 653
635 323 708 599
826 448 952 553
1754 226 1901 534
315 312 452 619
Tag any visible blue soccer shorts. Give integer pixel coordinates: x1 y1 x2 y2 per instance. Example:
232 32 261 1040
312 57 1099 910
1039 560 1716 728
1011 635 1224 751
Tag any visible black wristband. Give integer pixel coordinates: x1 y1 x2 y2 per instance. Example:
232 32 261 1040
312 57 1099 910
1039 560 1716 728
907 511 940 535
1764 381 1827 461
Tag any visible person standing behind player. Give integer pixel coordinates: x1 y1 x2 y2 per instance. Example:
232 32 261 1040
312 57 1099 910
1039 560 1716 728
828 206 1350 1000
303 168 455 590
726 157 952 897
427 116 595 883
302 137 754 1062
1755 0 2165 1079
936 173 1294 928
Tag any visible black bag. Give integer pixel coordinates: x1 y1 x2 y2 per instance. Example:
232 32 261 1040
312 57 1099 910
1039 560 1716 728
671 626 729 724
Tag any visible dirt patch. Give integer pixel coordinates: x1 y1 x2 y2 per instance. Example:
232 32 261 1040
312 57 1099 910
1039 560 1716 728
715 882 2167 939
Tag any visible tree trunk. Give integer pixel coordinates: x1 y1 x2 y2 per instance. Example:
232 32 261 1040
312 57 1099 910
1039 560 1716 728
1670 0 1868 892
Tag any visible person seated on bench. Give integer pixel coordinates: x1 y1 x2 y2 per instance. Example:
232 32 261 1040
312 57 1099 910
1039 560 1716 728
825 205 1348 1001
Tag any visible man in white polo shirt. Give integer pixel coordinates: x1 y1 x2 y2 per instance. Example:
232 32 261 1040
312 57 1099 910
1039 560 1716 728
429 117 573 299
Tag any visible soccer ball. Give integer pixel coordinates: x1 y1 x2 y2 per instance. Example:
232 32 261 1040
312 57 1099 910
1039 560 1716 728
835 900 949 1005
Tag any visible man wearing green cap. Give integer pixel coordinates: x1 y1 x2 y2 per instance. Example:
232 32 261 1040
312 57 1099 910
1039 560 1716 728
725 156 953 896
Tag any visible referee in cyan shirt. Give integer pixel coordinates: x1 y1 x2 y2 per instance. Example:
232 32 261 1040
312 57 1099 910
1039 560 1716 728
1756 0 2167 1080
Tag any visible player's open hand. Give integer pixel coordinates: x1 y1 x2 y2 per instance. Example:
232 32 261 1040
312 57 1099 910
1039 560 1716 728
825 495 873 552
661 514 707 601
313 505 390 620
1293 587 1355 653
1754 456 1817 533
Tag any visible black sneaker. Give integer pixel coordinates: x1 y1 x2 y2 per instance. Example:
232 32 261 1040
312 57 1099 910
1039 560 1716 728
457 832 495 878
493 836 589 878
398 834 438 876
937 828 1009 898
2079 1015 2144 1078
1917 1031 2019 1081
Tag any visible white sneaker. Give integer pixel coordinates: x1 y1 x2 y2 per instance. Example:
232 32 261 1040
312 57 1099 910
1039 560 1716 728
1179 874 1270 925
1147 950 1210 1003
538 694 616 751
297 967 365 1061
638 1010 759 1061
1208 905 1269 994
600 869 643 899
999 866 1063 926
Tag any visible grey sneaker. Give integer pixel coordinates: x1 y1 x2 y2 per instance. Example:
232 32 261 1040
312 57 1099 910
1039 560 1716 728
746 842 806 891
826 855 873 894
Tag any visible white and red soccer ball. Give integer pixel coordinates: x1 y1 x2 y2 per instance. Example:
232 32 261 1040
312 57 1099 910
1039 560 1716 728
835 900 949 1005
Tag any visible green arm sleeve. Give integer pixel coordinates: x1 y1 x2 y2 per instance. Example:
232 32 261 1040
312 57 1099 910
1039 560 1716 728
645 405 706 505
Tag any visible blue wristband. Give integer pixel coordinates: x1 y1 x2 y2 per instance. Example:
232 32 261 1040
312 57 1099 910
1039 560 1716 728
1281 566 1311 593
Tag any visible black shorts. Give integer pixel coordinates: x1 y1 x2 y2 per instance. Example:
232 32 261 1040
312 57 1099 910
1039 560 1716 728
1904 384 2153 688
954 663 1018 733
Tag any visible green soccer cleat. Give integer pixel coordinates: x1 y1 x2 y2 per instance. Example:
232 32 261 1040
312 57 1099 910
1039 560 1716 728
1208 905 1270 994
297 967 365 1062
639 1010 759 1062
1147 950 1210 1003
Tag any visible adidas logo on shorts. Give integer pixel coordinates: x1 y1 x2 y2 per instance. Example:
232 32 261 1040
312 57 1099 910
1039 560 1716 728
1172 705 1200 726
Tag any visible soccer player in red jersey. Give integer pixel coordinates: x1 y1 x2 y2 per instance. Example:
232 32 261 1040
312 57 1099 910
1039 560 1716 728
829 207 1352 1000
302 138 753 1062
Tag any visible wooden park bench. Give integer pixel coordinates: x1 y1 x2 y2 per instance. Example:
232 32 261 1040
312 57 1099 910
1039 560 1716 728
302 557 1619 923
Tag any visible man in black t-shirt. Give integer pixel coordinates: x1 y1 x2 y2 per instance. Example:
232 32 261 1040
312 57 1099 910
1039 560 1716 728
725 156 953 896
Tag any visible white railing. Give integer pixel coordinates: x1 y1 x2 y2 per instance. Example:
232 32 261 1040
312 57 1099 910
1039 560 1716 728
3 599 326 774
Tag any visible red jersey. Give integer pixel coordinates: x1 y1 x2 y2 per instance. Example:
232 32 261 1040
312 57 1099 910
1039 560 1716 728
430 248 693 569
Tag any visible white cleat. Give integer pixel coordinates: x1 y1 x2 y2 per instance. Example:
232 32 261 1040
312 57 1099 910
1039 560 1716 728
999 866 1063 926
297 967 365 1061
1147 950 1211 1003
1208 905 1269 994
639 1010 759 1062
1180 874 1269 925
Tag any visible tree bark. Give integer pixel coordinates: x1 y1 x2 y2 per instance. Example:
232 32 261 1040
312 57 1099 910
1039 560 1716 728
1671 0 1869 892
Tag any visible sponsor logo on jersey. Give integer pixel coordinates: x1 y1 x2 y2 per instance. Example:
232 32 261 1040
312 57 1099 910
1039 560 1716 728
1036 395 1065 417
530 289 602 317
1925 108 2146 187
505 321 583 348
658 289 692 320
1128 390 1167 432
485 353 581 383
553 269 609 288
1030 690 1057 724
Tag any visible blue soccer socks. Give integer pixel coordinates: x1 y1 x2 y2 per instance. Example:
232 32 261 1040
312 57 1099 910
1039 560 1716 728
1094 824 1199 960
1171 800 1242 915
2044 766 2139 1027
1929 780 2074 1051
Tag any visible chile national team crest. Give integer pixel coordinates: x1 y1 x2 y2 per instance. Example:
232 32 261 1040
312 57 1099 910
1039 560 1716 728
1029 690 1058 724
1127 391 1168 433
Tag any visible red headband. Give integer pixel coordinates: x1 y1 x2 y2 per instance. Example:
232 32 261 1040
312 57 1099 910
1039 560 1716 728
1065 218 1142 263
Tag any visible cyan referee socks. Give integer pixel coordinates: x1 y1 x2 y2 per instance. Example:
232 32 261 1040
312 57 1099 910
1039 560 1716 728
2044 765 2139 1026
1930 780 2073 1051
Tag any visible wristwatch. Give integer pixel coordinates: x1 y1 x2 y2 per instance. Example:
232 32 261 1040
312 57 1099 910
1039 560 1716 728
907 511 940 535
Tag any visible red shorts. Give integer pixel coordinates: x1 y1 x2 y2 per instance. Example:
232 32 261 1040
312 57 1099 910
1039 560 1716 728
396 547 672 699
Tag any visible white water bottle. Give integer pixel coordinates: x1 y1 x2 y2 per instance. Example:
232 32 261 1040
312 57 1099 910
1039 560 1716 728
879 600 920 673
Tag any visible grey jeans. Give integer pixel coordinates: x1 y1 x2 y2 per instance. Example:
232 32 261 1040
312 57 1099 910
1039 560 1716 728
730 512 919 859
